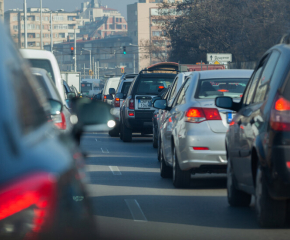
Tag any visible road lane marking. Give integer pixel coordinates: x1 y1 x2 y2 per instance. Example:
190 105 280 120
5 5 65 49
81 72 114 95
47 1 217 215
125 199 147 222
101 148 109 153
95 138 98 141
109 166 122 175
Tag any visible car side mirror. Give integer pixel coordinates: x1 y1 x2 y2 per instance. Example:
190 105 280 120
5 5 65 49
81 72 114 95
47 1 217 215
96 94 102 100
67 92 76 99
109 88 116 95
116 92 124 99
48 99 63 115
153 99 168 110
105 94 113 100
215 96 241 112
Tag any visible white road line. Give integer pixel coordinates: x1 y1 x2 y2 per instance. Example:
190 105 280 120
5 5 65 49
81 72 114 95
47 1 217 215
101 148 109 153
95 138 98 141
109 166 122 175
125 199 147 222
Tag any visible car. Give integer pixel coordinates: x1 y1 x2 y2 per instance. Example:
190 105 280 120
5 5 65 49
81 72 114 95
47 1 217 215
215 44 290 228
31 68 73 132
153 72 192 149
154 70 253 188
109 73 137 137
102 76 121 103
119 70 177 142
0 23 116 239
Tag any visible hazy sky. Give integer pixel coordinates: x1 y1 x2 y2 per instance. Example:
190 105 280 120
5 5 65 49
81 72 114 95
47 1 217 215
5 0 137 19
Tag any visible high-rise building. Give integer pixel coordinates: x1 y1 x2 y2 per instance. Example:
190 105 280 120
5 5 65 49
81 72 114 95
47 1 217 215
0 0 4 20
5 8 80 49
127 0 183 71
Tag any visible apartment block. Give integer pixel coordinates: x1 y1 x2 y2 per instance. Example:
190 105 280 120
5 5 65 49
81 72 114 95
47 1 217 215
127 0 183 71
5 8 80 49
0 0 4 20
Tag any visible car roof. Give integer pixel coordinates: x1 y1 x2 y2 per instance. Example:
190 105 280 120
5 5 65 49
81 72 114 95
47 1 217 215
196 69 253 80
20 49 55 60
139 73 177 78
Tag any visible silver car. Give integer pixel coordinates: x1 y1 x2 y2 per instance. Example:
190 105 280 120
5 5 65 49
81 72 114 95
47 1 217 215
154 70 253 188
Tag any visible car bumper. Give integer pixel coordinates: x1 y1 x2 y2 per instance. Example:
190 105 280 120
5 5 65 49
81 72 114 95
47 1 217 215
178 122 227 172
125 109 154 132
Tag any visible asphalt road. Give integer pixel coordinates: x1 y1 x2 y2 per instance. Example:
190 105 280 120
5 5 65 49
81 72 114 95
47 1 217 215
81 132 290 240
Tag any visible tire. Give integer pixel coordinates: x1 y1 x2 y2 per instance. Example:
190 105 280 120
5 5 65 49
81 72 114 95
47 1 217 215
153 127 158 148
172 145 190 188
255 166 286 228
160 145 172 178
227 158 251 207
120 119 124 140
157 135 161 162
109 126 119 137
122 122 132 142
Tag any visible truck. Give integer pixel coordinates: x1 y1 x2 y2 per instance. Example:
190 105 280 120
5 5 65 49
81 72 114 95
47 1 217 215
81 79 103 97
61 72 81 92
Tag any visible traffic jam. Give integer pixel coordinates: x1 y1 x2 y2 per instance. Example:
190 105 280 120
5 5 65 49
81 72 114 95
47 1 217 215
1 11 290 240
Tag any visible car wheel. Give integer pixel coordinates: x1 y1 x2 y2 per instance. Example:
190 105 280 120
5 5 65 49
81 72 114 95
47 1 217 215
153 127 158 148
122 122 132 142
160 145 172 178
172 145 190 188
157 135 161 162
255 166 286 228
120 119 124 140
109 126 119 137
227 158 251 207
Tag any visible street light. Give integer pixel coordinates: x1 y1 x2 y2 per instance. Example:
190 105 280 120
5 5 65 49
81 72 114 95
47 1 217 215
82 48 92 71
129 43 139 74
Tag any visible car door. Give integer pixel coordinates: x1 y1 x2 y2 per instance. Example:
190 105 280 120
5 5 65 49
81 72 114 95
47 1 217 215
163 80 190 165
233 54 269 186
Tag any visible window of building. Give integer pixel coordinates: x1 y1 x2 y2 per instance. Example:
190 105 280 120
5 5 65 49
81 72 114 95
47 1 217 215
13 16 18 21
36 42 40 47
36 33 40 38
59 33 65 38
152 31 162 37
116 25 122 29
27 24 35 30
45 34 49 38
13 25 18 31
36 16 40 21
53 15 65 21
36 25 40 29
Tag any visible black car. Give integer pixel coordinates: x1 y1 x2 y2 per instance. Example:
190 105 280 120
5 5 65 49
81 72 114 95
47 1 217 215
119 71 177 142
216 43 290 228
0 22 115 239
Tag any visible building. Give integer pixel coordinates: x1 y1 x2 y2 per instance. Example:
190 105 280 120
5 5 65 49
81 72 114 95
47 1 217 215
0 0 4 20
46 36 134 78
127 0 183 71
5 8 80 49
78 0 127 39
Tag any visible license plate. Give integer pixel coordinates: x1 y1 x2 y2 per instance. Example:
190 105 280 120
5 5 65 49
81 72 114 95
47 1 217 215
227 112 234 123
138 99 150 109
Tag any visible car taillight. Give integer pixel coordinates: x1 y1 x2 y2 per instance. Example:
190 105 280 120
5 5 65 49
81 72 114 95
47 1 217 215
52 112 66 130
0 173 57 233
115 98 120 107
193 147 209 150
129 99 134 110
128 112 134 116
270 95 290 131
185 108 221 123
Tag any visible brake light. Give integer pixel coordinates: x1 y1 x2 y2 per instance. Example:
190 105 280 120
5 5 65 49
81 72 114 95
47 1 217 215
104 95 107 99
287 162 290 169
0 173 57 233
270 95 290 131
218 89 229 92
169 117 172 123
128 112 134 116
193 147 209 150
115 98 120 107
185 108 221 123
229 121 235 126
129 99 134 110
159 86 165 89
52 112 66 130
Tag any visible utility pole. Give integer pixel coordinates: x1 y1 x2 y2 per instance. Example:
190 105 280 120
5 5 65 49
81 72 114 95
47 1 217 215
50 11 53 52
24 0 27 48
133 54 136 74
40 0 43 49
97 61 99 79
74 28 77 72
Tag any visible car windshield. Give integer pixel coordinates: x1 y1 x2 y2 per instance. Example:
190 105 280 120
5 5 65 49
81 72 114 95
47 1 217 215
136 76 175 95
196 78 249 99
28 59 55 83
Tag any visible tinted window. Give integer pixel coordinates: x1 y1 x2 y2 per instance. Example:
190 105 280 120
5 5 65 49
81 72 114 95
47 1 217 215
121 82 132 94
28 59 55 83
175 79 190 106
253 51 280 103
244 67 263 105
135 76 175 95
168 77 178 105
195 78 249 99
34 75 51 98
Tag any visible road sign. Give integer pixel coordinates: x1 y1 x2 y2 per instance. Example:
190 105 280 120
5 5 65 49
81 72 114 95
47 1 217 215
214 61 220 64
207 53 232 64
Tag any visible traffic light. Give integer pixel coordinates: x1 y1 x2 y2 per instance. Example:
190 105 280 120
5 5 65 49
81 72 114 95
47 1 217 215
123 46 126 55
71 47 74 56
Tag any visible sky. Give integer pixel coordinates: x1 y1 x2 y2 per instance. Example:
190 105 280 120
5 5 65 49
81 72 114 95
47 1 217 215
5 0 137 19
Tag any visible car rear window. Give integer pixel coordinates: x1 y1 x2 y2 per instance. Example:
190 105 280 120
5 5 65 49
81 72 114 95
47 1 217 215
195 78 249 99
135 77 175 95
28 59 55 83
121 82 132 94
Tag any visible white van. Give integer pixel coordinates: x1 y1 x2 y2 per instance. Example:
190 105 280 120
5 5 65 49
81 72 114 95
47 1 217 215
102 77 121 104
